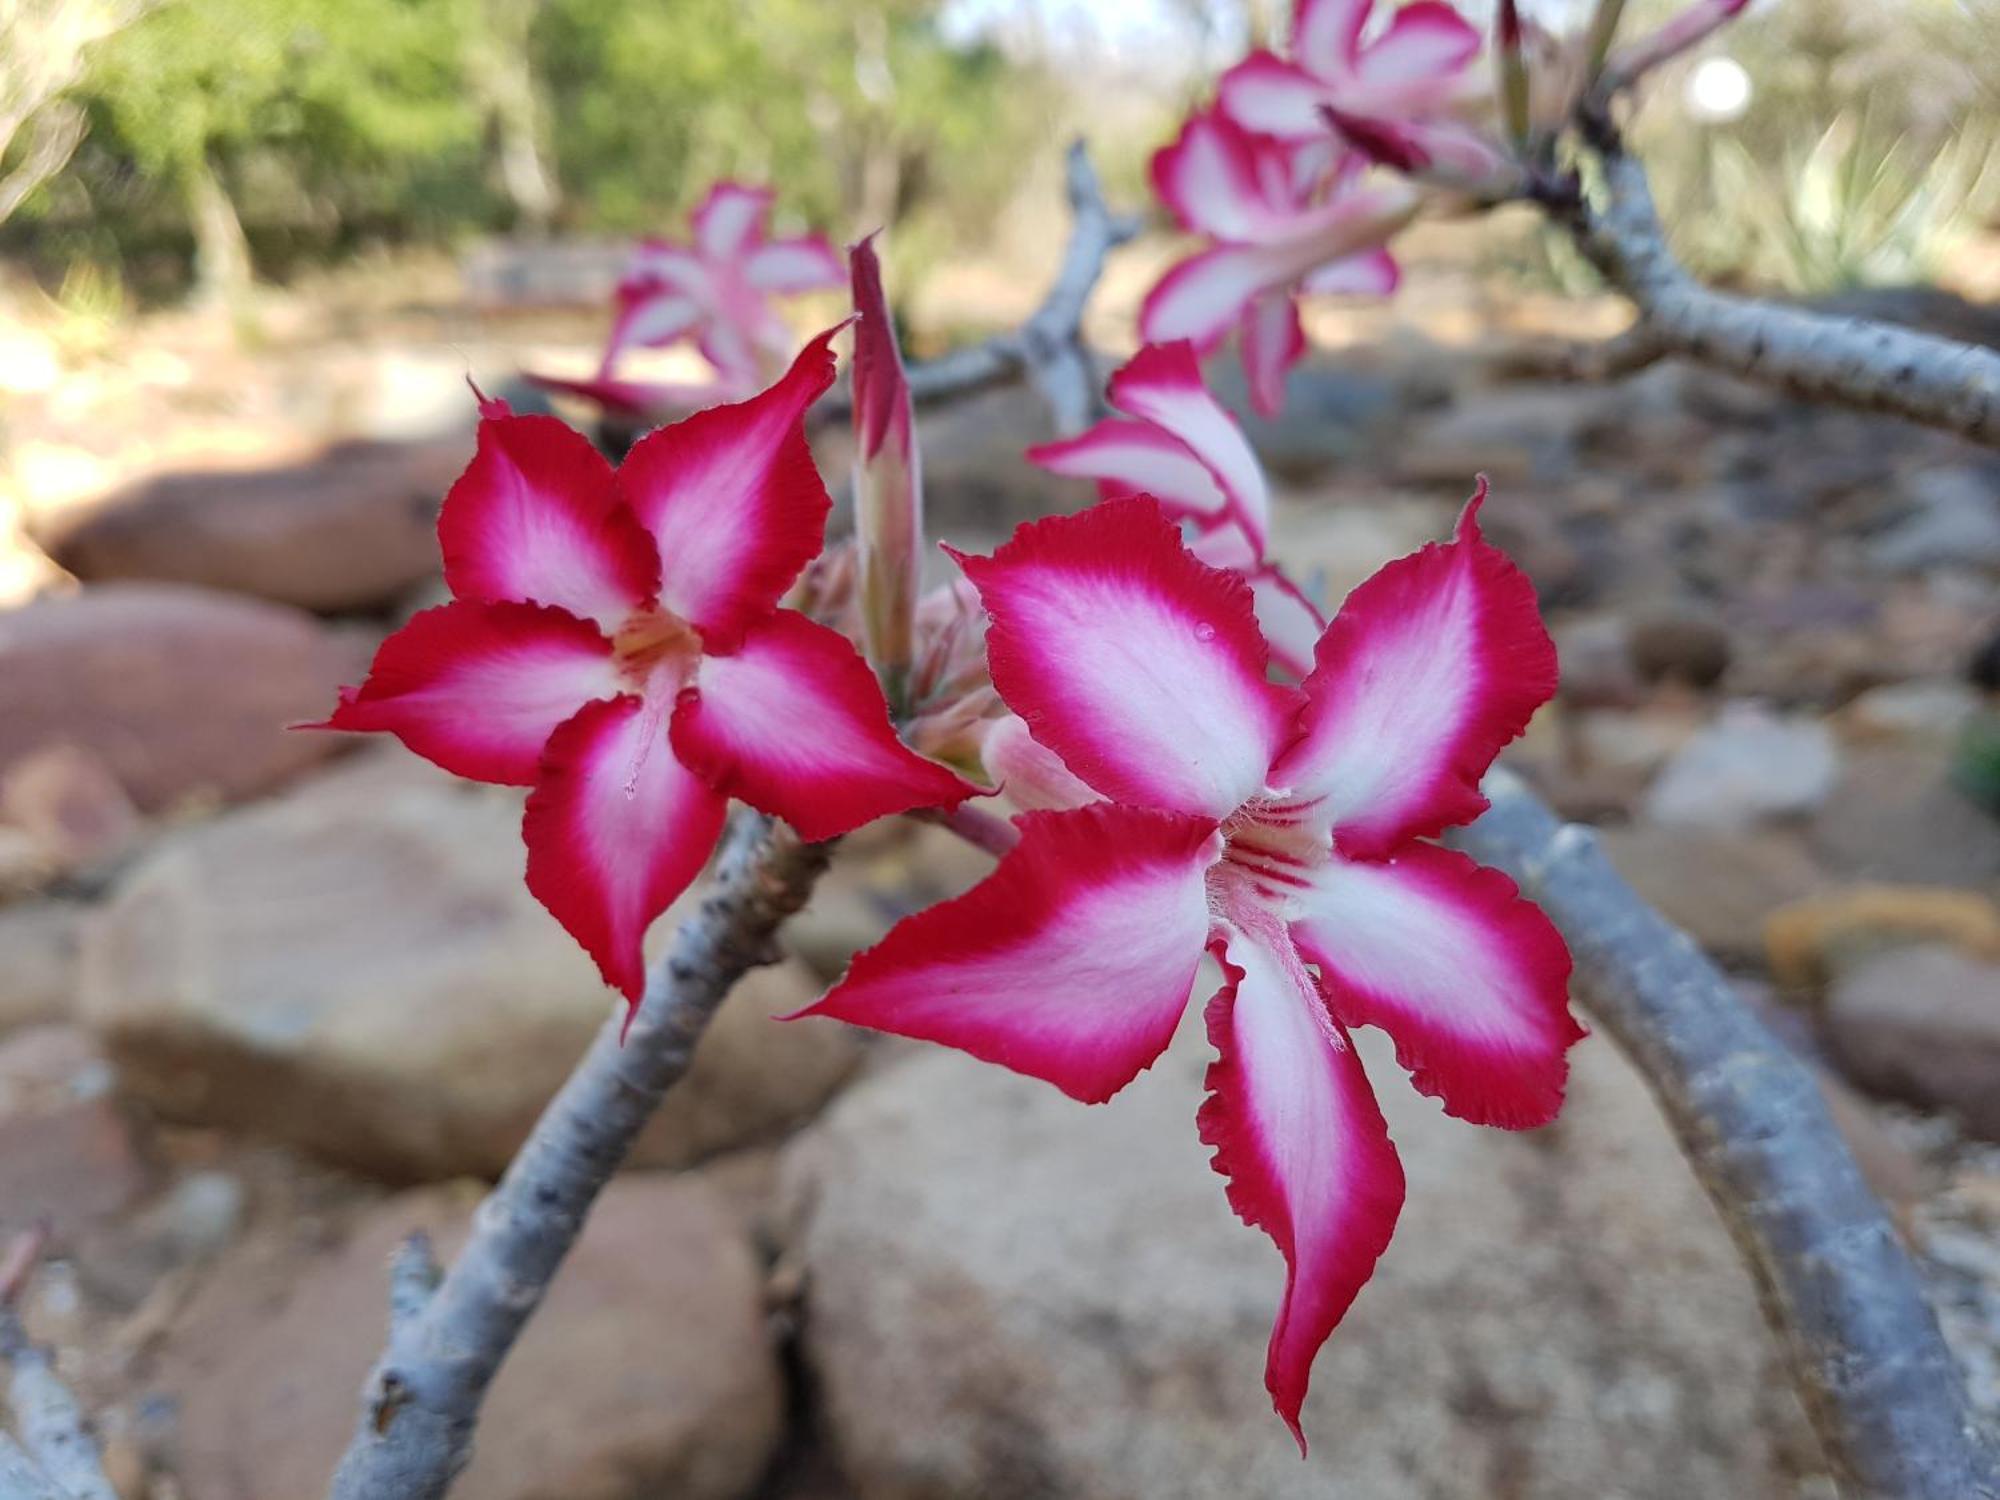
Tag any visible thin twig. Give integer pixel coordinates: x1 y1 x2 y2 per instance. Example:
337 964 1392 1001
325 813 834 1500
0 1434 66 1500
1552 133 2000 447
387 1234 441 1334
1453 767 2000 1500
0 1235 117 1500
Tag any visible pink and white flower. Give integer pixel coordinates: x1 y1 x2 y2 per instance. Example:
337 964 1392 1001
849 233 922 705
1026 341 1324 675
797 489 1580 1445
1140 108 1414 419
535 183 845 422
313 328 974 1014
1220 0 1484 147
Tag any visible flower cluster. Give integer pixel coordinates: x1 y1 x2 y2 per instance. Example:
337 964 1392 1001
533 183 843 424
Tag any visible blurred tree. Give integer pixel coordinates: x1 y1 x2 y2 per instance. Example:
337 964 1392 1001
0 0 148 225
73 0 483 301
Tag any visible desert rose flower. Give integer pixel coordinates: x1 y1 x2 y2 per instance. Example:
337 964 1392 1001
313 329 973 1015
797 489 1580 1446
1027 341 1323 674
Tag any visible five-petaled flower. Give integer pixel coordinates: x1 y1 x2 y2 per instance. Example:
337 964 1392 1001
313 328 975 1013
797 488 1581 1447
1027 341 1324 676
601 183 844 396
1141 107 1413 418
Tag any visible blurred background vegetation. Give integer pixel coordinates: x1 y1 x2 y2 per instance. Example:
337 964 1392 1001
0 0 1996 315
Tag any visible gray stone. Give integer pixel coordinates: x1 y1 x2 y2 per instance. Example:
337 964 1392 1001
1869 467 2000 572
782 1030 1818 1500
1827 945 2000 1139
158 1175 782 1500
79 779 859 1181
1644 704 1839 829
1598 824 1827 962
0 900 83 1034
1810 747 2000 886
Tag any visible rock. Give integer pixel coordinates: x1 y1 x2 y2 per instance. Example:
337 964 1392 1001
1644 704 1839 829
1827 946 2000 1139
1765 885 2000 992
1206 359 1401 481
1838 679 1980 746
1271 495 1454 609
1868 467 2000 573
1599 825 1826 962
1809 747 2000 885
782 1034 1817 1500
79 781 858 1181
0 1025 149 1242
158 1176 782 1500
1627 614 1731 689
1396 386 1601 487
1552 613 1644 709
0 583 366 813
0 900 83 1033
34 438 467 614
0 744 142 874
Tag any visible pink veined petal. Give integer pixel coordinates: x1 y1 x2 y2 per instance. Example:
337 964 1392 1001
1109 342 1272 553
1151 108 1286 242
949 496 1299 821
1025 419 1227 521
1293 0 1373 77
309 601 619 786
523 695 729 1006
1290 842 1581 1129
981 714 1103 812
1302 245 1401 296
1241 291 1306 421
623 239 709 292
605 285 703 361
1269 481 1559 857
795 803 1221 1103
1355 0 1482 87
436 407 661 633
743 235 845 293
670 609 976 842
1252 566 1327 680
617 325 842 646
692 182 773 260
526 371 730 421
1199 915 1404 1451
1219 51 1337 140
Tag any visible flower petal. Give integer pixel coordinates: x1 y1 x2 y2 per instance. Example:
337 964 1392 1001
437 408 661 632
1140 245 1268 352
851 235 922 689
605 285 703 362
1108 342 1272 552
523 696 728 1005
1357 0 1481 86
671 609 976 841
1293 0 1371 76
692 182 773 260
1199 918 1404 1450
951 496 1299 820
1219 51 1335 140
1025 419 1227 520
526 371 722 421
744 235 845 293
1152 108 1284 241
1241 291 1306 421
1291 843 1580 1128
981 714 1103 812
1301 246 1401 296
797 803 1220 1103
311 601 618 785
1269 482 1557 857
617 326 842 645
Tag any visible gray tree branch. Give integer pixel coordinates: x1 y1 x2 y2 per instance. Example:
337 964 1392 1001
326 814 835 1500
0 1311 117 1500
1454 767 2000 1500
1553 139 2000 448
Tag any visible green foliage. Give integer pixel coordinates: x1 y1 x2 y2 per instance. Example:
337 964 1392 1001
6 0 1054 297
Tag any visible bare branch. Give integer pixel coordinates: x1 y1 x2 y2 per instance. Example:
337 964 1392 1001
1553 140 2000 447
0 1294 117 1500
857 140 1139 438
0 1434 66 1500
1453 768 2000 1500
325 814 835 1500
387 1234 441 1335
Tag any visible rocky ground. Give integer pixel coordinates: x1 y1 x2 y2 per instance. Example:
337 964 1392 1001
2 265 1999 1498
